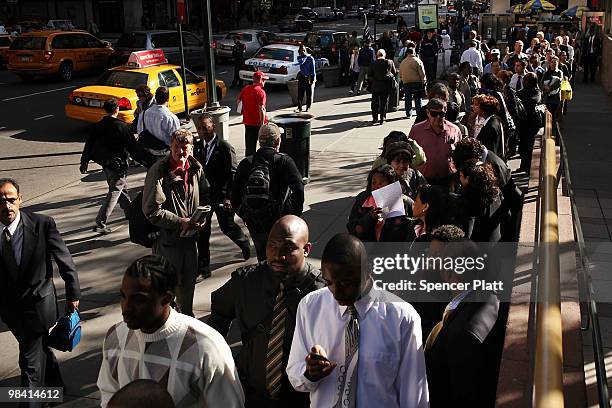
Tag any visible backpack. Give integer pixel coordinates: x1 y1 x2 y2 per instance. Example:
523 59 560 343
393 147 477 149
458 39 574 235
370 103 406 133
358 47 372 67
128 191 160 248
238 154 289 230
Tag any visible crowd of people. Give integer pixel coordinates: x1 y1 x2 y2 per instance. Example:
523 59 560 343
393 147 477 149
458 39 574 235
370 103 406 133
0 17 601 408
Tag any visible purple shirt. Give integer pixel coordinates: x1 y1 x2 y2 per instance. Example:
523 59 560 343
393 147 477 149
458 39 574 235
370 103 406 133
408 119 461 180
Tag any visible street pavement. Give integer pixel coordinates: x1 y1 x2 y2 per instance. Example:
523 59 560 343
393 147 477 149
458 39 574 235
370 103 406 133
0 71 427 406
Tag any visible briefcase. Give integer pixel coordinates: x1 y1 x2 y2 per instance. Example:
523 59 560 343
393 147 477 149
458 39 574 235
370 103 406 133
48 310 81 352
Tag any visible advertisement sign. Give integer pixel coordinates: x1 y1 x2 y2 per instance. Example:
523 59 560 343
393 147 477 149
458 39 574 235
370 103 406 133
418 4 439 30
177 0 189 24
126 50 168 68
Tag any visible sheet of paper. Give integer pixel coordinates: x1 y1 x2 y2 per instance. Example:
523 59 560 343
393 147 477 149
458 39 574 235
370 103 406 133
371 181 405 219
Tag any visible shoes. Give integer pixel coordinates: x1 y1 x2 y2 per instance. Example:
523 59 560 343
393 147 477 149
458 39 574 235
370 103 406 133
294 107 302 113
371 120 378 126
93 224 112 235
198 265 211 281
305 107 310 112
241 245 251 261
349 90 354 95
379 120 384 125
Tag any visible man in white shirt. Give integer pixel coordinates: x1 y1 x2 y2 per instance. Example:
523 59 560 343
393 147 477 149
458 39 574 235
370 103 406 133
136 86 180 147
509 59 527 91
460 40 483 76
440 29 452 69
98 254 244 408
287 233 429 408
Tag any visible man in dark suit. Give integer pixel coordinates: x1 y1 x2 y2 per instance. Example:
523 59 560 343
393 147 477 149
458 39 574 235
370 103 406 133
194 114 250 279
0 178 80 398
581 25 602 83
424 225 504 408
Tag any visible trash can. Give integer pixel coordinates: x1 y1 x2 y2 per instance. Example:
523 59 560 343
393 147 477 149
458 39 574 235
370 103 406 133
287 79 299 106
388 73 400 112
190 106 231 141
322 65 342 87
270 113 314 183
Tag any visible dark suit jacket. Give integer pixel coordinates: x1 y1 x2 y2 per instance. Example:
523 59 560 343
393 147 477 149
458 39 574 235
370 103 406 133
194 136 237 204
425 291 504 408
0 212 80 336
368 58 397 93
477 115 504 158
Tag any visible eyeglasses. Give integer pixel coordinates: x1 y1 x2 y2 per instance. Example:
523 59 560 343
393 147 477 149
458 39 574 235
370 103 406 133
428 110 446 118
0 197 18 205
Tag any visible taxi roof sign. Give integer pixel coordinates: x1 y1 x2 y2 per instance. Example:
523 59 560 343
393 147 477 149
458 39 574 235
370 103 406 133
126 49 168 69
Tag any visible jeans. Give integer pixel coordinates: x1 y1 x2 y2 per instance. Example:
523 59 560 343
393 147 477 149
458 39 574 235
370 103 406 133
297 76 314 110
349 70 359 92
244 125 260 157
371 90 390 121
356 68 369 92
95 167 131 227
402 82 424 115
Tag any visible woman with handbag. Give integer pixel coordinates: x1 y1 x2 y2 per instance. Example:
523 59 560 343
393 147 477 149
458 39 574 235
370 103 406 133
368 48 397 125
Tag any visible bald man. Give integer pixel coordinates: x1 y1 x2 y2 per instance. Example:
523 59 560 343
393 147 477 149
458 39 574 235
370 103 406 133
108 379 175 408
208 215 324 407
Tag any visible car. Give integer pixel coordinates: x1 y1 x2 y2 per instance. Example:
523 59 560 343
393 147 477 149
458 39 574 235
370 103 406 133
7 30 113 81
214 30 276 62
239 43 329 86
303 30 349 65
346 7 366 18
110 30 206 68
0 34 15 66
291 7 318 21
65 50 227 124
278 15 314 33
376 10 398 23
312 7 335 21
332 8 345 19
45 20 76 30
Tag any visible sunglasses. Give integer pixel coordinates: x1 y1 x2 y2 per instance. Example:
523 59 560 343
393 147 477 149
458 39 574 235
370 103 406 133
428 110 446 118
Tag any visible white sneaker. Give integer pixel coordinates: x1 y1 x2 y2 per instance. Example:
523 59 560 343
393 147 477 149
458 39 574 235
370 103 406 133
294 108 302 113
349 90 354 95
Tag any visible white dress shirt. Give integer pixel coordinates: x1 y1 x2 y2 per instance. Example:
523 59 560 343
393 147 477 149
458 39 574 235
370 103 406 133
0 211 23 266
136 103 180 146
203 135 217 166
509 73 523 90
441 34 451 50
287 285 429 408
460 47 483 74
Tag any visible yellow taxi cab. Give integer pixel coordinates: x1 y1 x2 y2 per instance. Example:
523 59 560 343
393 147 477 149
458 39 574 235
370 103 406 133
0 34 15 66
7 30 113 81
65 49 227 124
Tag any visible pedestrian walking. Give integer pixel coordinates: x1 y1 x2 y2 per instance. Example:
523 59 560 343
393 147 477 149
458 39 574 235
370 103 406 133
237 71 268 157
440 29 452 70
287 233 429 408
348 46 360 95
399 46 426 117
230 36 245 89
368 49 397 125
97 255 244 408
420 30 440 81
581 25 601 83
460 39 483 76
193 114 250 279
209 216 325 407
232 124 304 261
295 45 316 113
0 178 80 394
142 129 210 317
80 99 133 235
355 41 376 95
131 84 155 134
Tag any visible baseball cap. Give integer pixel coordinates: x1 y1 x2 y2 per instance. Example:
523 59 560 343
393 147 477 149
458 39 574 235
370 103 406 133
253 71 270 81
491 48 501 55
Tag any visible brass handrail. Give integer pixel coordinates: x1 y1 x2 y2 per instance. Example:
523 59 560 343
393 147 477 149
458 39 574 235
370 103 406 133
533 111 564 408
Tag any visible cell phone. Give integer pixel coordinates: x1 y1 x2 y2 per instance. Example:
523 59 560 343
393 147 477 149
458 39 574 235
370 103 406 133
310 353 330 363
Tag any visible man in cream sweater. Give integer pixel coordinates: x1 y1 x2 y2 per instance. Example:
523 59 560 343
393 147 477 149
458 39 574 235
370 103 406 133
97 255 244 407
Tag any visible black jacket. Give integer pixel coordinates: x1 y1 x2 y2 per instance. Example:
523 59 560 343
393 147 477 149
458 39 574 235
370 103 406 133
368 58 397 93
0 212 80 336
193 136 237 204
425 291 504 408
517 87 542 132
81 115 134 167
347 190 416 242
419 37 439 58
477 115 504 158
208 262 324 404
459 194 504 243
582 34 602 57
232 147 305 220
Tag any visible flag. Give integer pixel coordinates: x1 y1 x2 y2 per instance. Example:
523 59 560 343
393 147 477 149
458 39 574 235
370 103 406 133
363 13 371 42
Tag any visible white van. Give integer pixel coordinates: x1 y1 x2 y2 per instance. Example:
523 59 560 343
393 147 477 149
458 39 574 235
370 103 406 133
313 7 334 21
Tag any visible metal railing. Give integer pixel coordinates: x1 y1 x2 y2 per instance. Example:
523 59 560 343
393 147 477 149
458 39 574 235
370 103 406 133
557 121 611 408
533 111 564 408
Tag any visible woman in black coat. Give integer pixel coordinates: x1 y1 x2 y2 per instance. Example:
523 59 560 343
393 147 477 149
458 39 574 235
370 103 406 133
472 94 505 158
516 72 543 172
368 48 397 125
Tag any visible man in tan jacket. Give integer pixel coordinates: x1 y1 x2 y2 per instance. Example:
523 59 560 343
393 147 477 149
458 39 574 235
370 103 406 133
142 128 210 316
399 46 427 117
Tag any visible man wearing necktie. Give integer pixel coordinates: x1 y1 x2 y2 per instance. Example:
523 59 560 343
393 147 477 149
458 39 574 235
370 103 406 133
193 114 251 279
287 233 429 408
0 178 80 405
581 26 601 83
423 225 504 408
510 59 527 92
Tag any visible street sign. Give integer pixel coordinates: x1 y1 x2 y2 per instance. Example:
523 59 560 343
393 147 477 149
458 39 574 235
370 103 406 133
177 0 189 24
417 4 439 30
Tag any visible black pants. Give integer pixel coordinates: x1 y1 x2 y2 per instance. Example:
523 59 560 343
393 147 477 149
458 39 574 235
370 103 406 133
197 205 250 267
15 332 63 408
582 54 598 82
519 126 538 170
423 57 436 81
297 76 313 110
244 125 260 157
231 60 243 88
247 228 268 262
371 90 390 121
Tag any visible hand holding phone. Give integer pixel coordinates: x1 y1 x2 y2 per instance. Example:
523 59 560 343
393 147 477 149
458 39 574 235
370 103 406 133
305 345 336 382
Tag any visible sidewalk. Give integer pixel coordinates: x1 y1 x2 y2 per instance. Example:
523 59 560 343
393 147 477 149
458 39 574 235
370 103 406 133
561 81 612 406
0 88 423 406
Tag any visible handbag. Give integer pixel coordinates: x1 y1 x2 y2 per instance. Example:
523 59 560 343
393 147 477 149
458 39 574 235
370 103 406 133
560 79 573 101
48 310 81 352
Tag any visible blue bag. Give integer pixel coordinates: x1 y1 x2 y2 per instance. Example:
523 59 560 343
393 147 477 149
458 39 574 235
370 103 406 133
48 310 81 352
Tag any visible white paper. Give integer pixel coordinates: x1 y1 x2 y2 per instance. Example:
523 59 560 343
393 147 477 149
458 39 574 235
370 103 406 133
371 181 405 219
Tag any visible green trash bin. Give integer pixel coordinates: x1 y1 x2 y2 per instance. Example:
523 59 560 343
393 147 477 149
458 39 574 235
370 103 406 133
271 113 314 184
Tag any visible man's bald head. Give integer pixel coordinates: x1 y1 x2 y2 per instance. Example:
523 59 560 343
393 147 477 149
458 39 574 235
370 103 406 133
266 215 312 277
108 379 175 408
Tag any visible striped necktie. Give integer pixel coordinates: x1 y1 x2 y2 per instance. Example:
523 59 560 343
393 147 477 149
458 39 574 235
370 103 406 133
265 282 287 399
334 305 359 408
